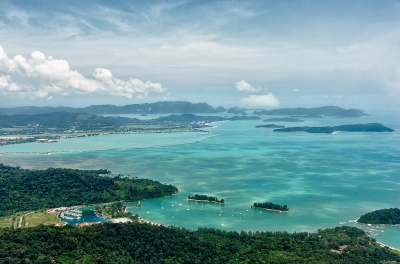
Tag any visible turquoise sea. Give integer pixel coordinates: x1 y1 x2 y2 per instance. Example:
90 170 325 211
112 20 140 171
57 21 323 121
1 110 399 249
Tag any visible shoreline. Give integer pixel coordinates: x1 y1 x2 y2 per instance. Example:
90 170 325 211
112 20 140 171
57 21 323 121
187 199 225 204
0 127 201 147
251 206 290 213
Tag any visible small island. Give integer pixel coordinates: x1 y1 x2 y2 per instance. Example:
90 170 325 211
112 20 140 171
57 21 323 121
263 117 304 122
188 194 225 204
251 202 289 212
255 124 285 128
228 116 261 121
358 208 400 225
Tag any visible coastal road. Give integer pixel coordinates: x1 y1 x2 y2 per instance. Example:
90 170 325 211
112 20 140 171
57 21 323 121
18 212 35 228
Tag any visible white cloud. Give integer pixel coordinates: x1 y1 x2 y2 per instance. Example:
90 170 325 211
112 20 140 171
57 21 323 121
240 94 280 108
0 46 166 99
292 88 299 92
235 80 260 92
0 46 18 72
0 75 10 88
93 68 165 98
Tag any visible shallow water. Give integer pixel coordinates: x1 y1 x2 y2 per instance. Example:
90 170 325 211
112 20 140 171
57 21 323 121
1 110 399 248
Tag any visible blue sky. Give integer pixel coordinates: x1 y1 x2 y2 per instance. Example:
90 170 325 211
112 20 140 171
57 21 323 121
0 0 399 109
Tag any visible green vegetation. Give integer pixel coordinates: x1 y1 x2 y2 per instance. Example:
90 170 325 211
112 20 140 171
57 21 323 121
0 164 178 217
95 202 138 221
0 211 32 229
188 194 225 204
274 123 394 133
24 212 63 228
358 208 400 225
0 224 398 263
252 202 289 212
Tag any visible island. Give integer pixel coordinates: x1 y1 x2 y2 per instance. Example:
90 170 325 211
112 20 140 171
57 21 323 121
256 124 285 128
188 194 225 204
263 117 304 122
251 202 289 212
358 208 400 225
273 123 394 133
227 116 260 121
227 107 247 115
253 106 368 118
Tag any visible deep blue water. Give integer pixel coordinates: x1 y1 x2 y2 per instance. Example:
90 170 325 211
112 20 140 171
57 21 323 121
1 110 399 248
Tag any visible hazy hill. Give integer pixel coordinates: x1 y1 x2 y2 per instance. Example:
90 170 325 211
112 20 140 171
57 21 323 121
0 101 226 115
253 106 368 118
0 112 141 129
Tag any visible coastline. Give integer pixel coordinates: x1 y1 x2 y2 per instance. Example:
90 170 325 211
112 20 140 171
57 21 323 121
187 198 225 204
251 206 290 213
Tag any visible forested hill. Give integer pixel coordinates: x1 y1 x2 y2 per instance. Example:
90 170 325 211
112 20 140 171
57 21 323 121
358 208 400 224
0 101 226 115
0 224 399 263
0 164 178 217
0 112 141 129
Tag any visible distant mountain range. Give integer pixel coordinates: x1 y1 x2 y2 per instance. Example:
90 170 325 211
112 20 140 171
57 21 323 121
0 102 368 118
0 101 226 115
253 106 368 118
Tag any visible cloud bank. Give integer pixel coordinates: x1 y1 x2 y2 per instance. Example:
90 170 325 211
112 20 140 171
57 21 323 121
235 80 260 92
0 46 165 99
240 94 280 108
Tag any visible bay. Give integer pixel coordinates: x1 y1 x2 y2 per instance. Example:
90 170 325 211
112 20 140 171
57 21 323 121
1 110 399 249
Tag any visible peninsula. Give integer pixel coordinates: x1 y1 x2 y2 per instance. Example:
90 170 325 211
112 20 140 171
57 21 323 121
358 208 400 225
0 164 178 218
273 123 394 133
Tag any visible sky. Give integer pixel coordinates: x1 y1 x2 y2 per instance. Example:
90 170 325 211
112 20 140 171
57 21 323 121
0 0 399 110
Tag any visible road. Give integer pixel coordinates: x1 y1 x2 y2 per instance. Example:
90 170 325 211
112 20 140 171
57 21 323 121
18 212 35 228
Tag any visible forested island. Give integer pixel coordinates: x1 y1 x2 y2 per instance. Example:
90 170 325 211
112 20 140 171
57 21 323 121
0 164 178 217
263 117 304 122
252 202 289 212
1 224 399 263
273 123 394 133
188 194 225 204
256 124 285 128
358 208 400 225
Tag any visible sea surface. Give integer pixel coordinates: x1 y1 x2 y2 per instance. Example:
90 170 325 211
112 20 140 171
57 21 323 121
1 110 399 249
